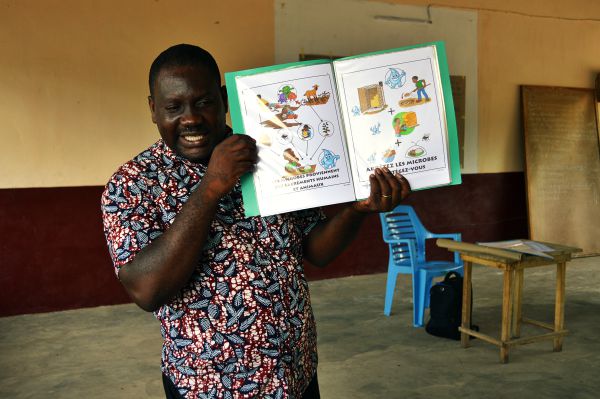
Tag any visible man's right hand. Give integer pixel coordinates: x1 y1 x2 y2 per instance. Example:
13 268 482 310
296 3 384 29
201 135 258 201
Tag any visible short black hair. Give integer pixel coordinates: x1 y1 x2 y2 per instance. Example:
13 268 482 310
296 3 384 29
148 44 221 97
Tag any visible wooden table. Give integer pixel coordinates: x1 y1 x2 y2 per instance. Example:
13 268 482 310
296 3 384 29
437 239 582 363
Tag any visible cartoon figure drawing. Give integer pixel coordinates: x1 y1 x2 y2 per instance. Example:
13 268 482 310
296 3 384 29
381 148 396 163
367 152 377 164
304 84 319 102
371 94 382 108
261 110 301 129
280 104 299 120
319 149 340 170
258 93 302 129
392 111 418 136
385 68 406 89
351 105 360 116
302 84 331 105
283 148 316 176
403 76 430 102
370 122 381 135
299 124 313 140
278 91 287 104
278 85 297 104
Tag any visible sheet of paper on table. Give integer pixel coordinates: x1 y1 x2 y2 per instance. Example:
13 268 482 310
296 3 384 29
477 239 555 259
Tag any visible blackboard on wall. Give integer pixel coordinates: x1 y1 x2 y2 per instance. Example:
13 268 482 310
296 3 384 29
521 86 600 256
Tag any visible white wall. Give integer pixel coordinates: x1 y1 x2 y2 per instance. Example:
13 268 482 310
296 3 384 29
275 0 478 173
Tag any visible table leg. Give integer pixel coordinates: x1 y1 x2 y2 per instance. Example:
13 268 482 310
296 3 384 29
461 260 472 348
501 269 514 363
554 262 566 352
512 269 524 338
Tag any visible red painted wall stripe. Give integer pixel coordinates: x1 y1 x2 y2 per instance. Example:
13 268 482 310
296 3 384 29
0 173 528 317
0 187 130 316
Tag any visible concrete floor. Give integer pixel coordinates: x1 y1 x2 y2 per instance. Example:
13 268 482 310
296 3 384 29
1 256 599 398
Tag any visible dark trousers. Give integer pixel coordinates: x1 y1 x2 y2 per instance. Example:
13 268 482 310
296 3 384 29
163 372 320 399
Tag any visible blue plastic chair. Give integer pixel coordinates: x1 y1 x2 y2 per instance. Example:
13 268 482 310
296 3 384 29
380 205 463 327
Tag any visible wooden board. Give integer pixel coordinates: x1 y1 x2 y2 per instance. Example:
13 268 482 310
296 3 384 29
450 75 466 168
521 86 600 256
596 74 600 145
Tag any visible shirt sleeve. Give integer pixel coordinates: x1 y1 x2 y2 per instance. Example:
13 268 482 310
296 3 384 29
290 207 327 238
101 170 162 275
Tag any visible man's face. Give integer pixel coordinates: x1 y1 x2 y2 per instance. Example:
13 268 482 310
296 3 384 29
149 65 228 164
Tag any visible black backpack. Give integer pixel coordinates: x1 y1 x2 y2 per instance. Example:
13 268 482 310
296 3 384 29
425 271 476 340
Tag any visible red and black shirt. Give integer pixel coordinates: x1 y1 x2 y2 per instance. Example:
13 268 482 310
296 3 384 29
101 139 324 398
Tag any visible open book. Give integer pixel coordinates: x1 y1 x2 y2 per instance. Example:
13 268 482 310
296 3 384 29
226 42 461 216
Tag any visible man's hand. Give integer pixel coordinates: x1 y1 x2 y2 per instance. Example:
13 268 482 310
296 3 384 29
303 167 410 267
352 167 411 213
201 135 258 200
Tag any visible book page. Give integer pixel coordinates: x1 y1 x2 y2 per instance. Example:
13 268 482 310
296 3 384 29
334 45 452 198
232 63 355 216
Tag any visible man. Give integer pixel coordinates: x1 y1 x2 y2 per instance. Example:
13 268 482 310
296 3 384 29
101 44 410 399
411 75 429 102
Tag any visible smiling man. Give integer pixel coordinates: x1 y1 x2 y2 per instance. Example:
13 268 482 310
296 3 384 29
101 44 410 399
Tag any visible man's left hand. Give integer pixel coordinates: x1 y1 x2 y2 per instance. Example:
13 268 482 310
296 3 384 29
352 167 411 213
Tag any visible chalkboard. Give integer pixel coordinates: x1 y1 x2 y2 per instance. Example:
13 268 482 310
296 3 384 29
521 86 600 256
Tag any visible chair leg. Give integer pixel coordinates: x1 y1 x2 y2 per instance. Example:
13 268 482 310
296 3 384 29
424 276 434 309
384 268 399 316
412 271 428 327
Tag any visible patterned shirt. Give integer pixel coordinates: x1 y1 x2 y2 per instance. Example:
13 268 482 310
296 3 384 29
101 139 324 399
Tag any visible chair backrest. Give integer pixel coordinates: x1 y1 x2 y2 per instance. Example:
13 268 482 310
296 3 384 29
379 205 429 264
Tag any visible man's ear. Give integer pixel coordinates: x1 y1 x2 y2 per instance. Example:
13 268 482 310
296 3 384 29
148 96 157 124
220 85 229 114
